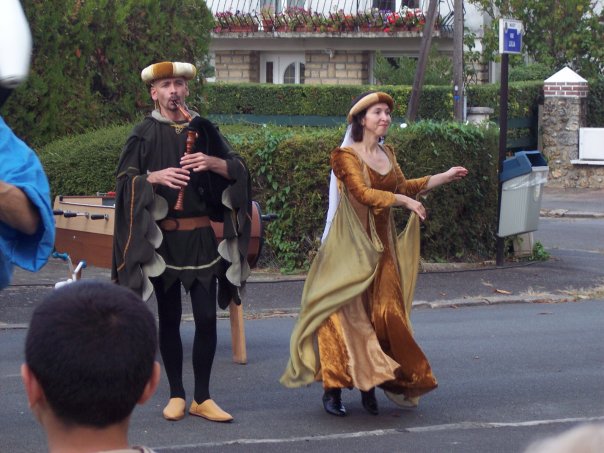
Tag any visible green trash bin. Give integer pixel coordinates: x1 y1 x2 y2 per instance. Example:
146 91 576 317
498 151 549 237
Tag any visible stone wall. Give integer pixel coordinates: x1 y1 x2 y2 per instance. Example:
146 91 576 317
214 50 259 83
541 68 604 188
304 50 369 85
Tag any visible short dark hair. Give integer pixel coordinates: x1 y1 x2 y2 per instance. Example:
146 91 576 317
24 280 157 428
350 112 367 142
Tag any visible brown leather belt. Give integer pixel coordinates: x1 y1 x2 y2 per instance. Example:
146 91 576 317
159 216 210 232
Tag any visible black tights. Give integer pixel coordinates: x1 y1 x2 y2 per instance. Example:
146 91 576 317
153 278 217 403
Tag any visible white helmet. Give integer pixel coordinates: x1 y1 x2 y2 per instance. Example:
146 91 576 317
0 0 32 89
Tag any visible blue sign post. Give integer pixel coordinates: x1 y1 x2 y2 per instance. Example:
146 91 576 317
499 19 523 55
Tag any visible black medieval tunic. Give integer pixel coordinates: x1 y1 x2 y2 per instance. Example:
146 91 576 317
111 110 251 304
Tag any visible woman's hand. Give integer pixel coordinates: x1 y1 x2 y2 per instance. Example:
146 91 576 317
425 166 469 190
395 194 426 221
146 167 190 189
444 166 468 183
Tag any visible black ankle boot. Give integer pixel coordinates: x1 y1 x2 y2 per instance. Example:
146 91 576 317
322 388 346 417
361 387 378 415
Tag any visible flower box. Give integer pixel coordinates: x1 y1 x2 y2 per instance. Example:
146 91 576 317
229 24 259 33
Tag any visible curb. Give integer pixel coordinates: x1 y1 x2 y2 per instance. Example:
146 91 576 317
209 293 577 320
0 294 591 328
540 209 604 219
412 293 573 309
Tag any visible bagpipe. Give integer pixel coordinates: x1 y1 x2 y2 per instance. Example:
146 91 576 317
173 103 232 221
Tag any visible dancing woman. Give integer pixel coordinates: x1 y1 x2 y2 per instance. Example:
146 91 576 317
281 91 468 416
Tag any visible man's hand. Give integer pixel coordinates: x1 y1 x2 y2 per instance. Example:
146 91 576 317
0 181 40 235
146 167 190 189
181 152 230 179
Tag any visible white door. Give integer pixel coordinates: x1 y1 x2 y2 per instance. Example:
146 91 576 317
260 53 305 84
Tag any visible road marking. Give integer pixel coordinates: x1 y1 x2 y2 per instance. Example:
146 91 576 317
406 416 604 432
154 416 604 450
155 430 401 450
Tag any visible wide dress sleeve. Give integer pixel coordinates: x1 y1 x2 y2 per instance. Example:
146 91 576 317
111 124 167 300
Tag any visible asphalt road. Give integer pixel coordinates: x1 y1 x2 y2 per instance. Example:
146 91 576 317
1 299 603 452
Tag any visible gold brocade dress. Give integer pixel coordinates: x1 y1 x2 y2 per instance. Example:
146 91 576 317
317 146 437 398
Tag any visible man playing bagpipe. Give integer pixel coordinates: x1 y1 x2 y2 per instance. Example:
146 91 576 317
112 61 252 423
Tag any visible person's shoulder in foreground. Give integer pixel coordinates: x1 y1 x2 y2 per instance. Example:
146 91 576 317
21 280 160 453
524 423 604 453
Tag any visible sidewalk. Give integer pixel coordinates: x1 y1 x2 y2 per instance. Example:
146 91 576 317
3 186 603 327
539 186 604 218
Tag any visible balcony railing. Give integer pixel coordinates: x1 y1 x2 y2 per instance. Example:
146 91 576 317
206 1 452 34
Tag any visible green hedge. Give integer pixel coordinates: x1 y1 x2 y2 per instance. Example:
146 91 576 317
465 81 544 119
40 124 133 198
201 83 453 120
40 122 498 270
203 82 543 121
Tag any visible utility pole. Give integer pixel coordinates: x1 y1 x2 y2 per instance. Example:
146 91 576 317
452 0 464 121
406 0 439 123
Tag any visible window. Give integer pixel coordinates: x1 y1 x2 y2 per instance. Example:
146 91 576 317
283 62 305 84
261 0 279 9
266 62 274 84
283 63 296 84
372 0 395 11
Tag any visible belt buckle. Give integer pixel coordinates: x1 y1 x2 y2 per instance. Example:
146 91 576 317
161 218 179 231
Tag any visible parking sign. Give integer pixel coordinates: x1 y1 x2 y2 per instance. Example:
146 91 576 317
499 19 523 54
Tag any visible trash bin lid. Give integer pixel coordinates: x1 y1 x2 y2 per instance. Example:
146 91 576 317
500 150 548 182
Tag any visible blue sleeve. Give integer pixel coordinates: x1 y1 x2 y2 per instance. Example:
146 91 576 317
0 116 55 273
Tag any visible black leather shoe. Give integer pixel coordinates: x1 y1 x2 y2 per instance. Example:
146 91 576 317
322 389 346 417
361 388 379 415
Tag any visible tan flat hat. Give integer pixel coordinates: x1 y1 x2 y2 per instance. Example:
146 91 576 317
347 91 394 123
141 61 196 84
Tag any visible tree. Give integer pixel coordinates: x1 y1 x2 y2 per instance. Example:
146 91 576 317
469 0 604 78
2 0 214 146
374 46 453 86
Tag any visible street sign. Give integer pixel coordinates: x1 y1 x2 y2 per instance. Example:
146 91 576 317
499 19 523 55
